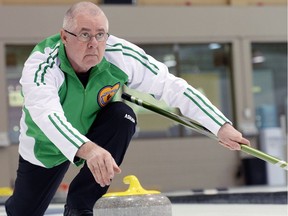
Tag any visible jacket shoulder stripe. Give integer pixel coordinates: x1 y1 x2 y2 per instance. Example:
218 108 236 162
33 43 60 86
106 43 159 75
106 43 159 69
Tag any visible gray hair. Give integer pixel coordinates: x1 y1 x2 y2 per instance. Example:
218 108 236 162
63 1 108 31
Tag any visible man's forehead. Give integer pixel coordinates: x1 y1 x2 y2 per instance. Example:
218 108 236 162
75 14 108 31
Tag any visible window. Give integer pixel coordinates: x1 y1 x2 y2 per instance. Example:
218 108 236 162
6 45 34 144
178 43 233 136
126 43 234 138
252 43 287 130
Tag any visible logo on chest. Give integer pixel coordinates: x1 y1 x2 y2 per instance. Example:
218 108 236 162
97 82 120 107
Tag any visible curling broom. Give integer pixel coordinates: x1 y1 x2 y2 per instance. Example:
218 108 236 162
122 92 288 171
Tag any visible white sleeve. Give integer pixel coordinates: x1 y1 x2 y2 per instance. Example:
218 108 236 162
105 35 231 135
20 50 89 163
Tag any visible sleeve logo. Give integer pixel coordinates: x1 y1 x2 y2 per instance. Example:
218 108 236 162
97 83 120 107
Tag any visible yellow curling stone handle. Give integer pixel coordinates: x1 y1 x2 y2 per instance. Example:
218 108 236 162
0 187 13 196
103 175 160 197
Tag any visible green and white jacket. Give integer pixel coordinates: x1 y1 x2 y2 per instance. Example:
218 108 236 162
19 33 230 168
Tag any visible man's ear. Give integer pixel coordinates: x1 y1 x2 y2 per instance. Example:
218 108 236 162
60 29 67 45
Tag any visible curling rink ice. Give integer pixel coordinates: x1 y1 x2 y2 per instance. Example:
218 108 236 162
0 203 287 216
171 204 287 216
1 187 287 216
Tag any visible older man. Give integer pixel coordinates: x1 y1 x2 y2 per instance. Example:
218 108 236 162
5 2 249 216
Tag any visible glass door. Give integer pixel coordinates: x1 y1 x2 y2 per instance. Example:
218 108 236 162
251 42 287 186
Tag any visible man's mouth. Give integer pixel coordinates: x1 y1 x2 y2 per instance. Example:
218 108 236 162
86 54 97 56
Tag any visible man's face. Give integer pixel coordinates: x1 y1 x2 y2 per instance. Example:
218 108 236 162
61 13 108 73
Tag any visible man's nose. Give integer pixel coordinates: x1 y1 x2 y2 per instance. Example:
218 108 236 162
88 36 99 48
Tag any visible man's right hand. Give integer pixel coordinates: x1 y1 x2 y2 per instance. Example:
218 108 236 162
76 141 121 187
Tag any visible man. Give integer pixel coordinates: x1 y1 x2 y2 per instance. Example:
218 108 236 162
5 1 250 216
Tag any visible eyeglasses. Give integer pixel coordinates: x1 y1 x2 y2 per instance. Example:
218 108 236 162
64 29 109 42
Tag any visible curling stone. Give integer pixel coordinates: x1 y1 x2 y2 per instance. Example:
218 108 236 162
93 175 172 216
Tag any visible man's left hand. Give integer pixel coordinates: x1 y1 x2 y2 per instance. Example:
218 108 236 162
217 123 250 150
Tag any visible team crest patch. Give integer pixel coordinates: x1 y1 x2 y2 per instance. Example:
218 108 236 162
97 83 120 107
